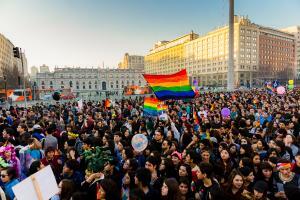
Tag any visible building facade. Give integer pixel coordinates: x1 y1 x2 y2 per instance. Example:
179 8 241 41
258 27 295 82
0 33 14 76
281 26 300 79
30 66 39 77
35 67 147 99
118 53 144 69
145 32 199 75
0 33 27 88
145 16 296 87
40 64 50 73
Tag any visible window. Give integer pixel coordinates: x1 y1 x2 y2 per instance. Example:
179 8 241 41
83 85 85 89
102 82 107 90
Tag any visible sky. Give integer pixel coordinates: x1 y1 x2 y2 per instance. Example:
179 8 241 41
0 0 299 72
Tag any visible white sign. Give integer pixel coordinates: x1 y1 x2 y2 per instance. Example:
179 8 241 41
13 166 59 200
159 113 168 121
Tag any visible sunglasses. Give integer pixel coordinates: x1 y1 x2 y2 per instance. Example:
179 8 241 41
1 174 8 178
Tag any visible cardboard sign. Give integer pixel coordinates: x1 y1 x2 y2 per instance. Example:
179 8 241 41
12 166 59 200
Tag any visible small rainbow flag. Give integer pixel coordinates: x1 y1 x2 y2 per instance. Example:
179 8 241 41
266 83 274 93
193 111 199 124
143 97 160 116
143 69 195 100
157 104 168 115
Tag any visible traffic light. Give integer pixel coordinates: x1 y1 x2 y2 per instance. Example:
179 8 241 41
13 47 20 58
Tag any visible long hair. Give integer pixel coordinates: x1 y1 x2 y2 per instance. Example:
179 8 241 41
224 169 244 197
163 178 181 200
161 158 176 178
99 178 120 200
60 179 76 200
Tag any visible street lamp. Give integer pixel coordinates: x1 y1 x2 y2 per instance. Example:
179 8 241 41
3 76 7 101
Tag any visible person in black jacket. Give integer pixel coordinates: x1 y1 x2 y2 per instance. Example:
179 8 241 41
135 168 160 200
195 162 221 200
149 129 164 152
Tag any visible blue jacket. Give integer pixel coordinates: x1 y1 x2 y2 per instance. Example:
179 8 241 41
4 179 19 200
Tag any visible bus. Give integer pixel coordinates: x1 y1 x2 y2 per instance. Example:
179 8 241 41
0 88 32 102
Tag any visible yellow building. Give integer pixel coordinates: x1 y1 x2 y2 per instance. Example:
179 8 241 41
0 33 14 76
146 16 296 87
118 53 144 69
145 17 260 87
145 32 198 75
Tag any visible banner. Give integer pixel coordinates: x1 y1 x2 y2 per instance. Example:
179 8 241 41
13 166 58 200
124 86 151 95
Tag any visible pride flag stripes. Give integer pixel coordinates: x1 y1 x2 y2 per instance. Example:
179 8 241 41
143 97 167 116
143 69 195 100
143 97 160 116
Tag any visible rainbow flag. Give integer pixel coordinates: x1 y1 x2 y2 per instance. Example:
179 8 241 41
193 111 199 124
157 104 168 115
143 69 195 100
266 82 274 93
143 97 160 116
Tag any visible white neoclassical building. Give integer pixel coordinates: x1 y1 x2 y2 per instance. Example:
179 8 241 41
35 67 147 99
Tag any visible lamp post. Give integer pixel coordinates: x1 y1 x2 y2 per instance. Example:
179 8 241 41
3 76 7 102
20 48 27 108
227 0 235 91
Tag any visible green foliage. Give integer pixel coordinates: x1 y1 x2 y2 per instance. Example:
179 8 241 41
0 157 9 168
82 146 113 173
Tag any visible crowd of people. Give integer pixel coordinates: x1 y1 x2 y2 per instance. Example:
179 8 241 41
1 88 300 200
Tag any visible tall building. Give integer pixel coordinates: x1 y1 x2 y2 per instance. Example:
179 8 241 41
0 33 14 76
281 26 300 79
40 64 50 73
21 52 28 77
258 26 295 82
145 16 296 87
0 33 28 88
145 31 199 75
118 53 144 69
35 67 146 99
30 66 39 77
